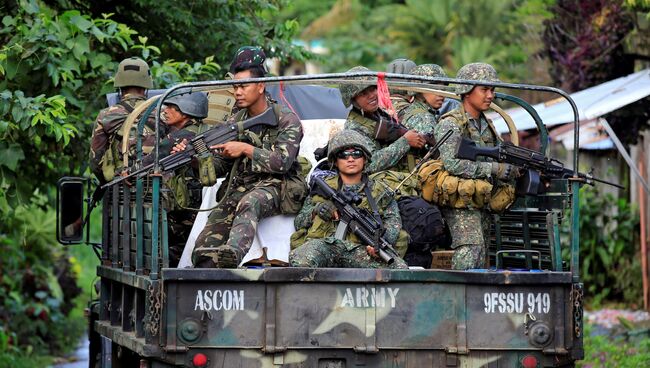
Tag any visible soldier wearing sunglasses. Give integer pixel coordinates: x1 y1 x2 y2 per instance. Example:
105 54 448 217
289 130 408 269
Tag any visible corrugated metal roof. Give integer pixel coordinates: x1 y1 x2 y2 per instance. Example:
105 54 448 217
491 69 650 134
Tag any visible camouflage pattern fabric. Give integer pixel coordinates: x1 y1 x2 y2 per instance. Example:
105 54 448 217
89 93 148 182
339 66 373 108
193 185 280 268
401 99 437 133
391 95 412 122
192 101 303 268
434 107 499 269
229 46 266 73
291 178 407 269
167 209 197 268
344 109 410 174
455 62 500 95
290 238 407 269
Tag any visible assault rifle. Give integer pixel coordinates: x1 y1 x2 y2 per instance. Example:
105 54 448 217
311 176 401 265
456 138 624 195
101 106 278 189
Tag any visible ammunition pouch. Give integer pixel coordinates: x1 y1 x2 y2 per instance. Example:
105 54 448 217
418 159 515 212
197 153 217 186
279 174 309 215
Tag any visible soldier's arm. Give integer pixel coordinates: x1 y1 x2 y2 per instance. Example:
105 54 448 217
344 116 411 174
381 199 402 245
403 112 436 135
250 114 303 174
434 118 492 179
294 196 316 230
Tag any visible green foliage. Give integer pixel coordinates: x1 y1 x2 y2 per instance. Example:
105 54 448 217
562 187 641 306
47 0 312 70
295 0 551 80
579 324 650 367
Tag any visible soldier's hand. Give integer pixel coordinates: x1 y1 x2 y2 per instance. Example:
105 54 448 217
404 130 426 149
211 142 254 159
314 201 338 221
366 246 379 259
492 162 522 181
171 139 188 155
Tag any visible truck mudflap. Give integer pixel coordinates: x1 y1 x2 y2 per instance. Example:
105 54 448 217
160 268 580 367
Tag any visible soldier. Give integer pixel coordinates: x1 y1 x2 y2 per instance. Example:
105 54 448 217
433 63 520 270
386 58 416 121
290 130 408 269
148 91 209 267
402 63 458 131
89 57 154 183
191 46 304 268
341 66 425 174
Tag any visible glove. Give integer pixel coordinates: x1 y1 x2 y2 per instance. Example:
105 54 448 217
314 201 337 221
491 162 521 181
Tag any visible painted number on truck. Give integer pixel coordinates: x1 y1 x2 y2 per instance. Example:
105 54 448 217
483 292 551 314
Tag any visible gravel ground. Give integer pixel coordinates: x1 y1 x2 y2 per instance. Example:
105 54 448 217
584 309 650 336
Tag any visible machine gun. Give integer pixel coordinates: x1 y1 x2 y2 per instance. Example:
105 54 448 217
101 106 278 189
311 177 401 265
456 138 624 195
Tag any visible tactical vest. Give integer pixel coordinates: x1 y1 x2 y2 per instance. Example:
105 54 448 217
290 175 409 256
346 109 418 173
225 102 308 215
418 108 515 212
100 97 149 181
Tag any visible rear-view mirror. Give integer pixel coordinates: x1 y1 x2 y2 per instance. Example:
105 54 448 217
57 177 86 244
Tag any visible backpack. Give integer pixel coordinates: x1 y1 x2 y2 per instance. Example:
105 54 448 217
397 195 451 267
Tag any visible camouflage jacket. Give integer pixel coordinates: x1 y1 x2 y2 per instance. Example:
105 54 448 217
400 99 437 134
293 175 402 246
343 108 410 174
390 95 411 122
212 101 303 188
141 118 202 166
433 106 499 179
89 93 156 182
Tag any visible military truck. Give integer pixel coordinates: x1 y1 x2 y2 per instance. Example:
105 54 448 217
57 72 587 367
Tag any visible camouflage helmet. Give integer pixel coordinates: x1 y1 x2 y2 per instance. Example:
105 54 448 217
455 62 500 95
114 57 153 89
229 46 267 74
409 64 447 96
327 129 372 163
386 58 416 74
165 91 209 119
339 66 374 108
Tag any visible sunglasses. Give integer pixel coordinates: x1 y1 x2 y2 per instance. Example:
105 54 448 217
336 149 364 160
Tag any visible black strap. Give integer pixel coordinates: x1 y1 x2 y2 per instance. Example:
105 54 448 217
117 100 135 114
364 181 382 228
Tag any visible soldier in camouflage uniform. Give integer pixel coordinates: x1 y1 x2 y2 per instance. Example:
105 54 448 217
144 91 209 267
341 66 426 174
386 58 416 121
191 47 304 268
402 63 457 130
290 130 408 269
433 63 520 270
90 57 154 183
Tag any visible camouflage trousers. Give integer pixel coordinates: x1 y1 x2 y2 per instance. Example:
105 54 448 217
442 208 491 270
192 184 280 268
166 209 197 268
289 238 408 269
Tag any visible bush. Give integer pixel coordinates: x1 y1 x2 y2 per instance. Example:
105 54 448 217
562 186 641 306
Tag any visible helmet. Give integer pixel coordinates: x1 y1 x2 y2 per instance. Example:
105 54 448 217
411 64 447 78
114 57 153 89
409 64 447 96
229 46 267 74
165 91 209 119
386 58 416 74
339 66 374 108
455 62 500 95
327 130 372 163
